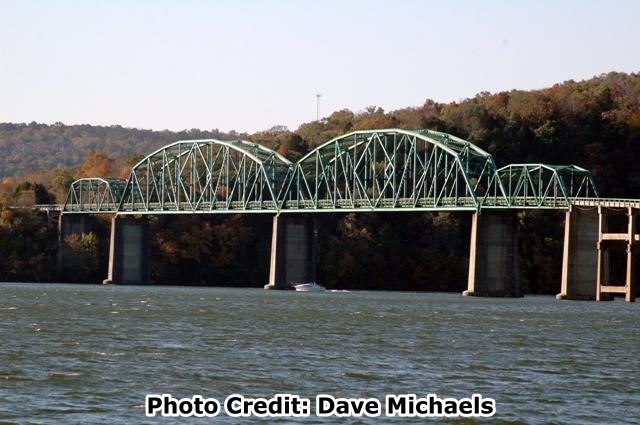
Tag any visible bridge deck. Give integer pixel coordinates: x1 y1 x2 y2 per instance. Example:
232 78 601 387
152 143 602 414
33 197 640 214
571 198 640 208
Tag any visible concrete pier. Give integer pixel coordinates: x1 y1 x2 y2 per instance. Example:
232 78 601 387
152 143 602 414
266 214 316 289
557 208 600 300
104 215 150 284
464 212 520 297
596 207 637 302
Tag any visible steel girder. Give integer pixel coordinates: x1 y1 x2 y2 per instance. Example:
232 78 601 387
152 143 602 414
282 129 506 211
63 178 126 212
117 139 292 213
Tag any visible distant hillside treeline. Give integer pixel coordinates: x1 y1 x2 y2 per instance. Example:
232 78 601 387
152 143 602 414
0 123 235 179
1 71 639 292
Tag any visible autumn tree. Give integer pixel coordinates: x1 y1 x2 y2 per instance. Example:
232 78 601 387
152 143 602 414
0 209 57 281
79 151 113 177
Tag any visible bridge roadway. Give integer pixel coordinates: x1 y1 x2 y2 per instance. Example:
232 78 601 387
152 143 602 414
47 129 636 302
41 197 640 214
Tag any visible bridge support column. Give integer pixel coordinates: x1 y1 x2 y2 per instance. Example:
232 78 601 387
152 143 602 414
104 215 150 284
57 213 93 272
596 207 637 302
556 208 600 300
464 212 520 297
266 214 316 289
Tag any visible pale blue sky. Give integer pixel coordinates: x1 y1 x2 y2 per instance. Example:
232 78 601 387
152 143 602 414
0 0 638 133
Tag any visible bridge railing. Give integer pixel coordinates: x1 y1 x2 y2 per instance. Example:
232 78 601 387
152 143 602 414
572 198 640 208
32 204 63 212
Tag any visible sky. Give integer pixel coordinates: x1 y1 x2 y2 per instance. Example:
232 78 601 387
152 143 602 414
0 0 638 133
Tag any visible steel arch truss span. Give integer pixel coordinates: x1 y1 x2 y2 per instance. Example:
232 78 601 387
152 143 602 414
63 129 602 214
282 129 507 211
118 139 292 213
63 178 126 212
498 164 600 208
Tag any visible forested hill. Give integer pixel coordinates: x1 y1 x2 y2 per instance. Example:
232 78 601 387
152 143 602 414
0 124 235 179
2 71 639 198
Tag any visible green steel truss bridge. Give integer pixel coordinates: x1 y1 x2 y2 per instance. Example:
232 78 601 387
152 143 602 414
61 129 601 214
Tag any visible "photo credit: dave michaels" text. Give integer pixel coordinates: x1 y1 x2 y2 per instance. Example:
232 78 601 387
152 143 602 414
145 393 496 418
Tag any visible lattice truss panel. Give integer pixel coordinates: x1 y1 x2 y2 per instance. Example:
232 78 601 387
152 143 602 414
498 164 599 208
118 140 292 212
64 178 126 212
282 129 506 210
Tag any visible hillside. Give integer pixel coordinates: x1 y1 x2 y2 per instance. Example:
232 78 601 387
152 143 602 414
0 123 235 179
1 72 639 199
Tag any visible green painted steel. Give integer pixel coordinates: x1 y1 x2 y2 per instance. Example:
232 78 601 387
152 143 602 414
118 139 292 213
283 129 505 211
497 164 599 208
62 129 602 214
64 178 126 212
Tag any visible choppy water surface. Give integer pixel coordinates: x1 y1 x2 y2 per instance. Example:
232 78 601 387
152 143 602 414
0 283 638 424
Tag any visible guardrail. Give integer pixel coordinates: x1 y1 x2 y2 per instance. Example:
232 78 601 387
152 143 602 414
21 198 640 214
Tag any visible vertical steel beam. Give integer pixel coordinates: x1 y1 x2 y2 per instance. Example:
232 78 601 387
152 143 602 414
625 207 636 302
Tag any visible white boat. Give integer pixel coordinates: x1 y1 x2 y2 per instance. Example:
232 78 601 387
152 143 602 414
293 282 326 292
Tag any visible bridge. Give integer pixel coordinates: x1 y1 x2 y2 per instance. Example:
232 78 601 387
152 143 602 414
53 129 637 302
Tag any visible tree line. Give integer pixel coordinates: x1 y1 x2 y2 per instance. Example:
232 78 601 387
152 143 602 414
1 72 638 292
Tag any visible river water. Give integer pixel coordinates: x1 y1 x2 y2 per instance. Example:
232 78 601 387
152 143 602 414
0 283 638 424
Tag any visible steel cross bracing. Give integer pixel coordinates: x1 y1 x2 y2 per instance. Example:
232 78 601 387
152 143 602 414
62 129 602 214
64 178 126 213
283 129 503 211
497 164 598 208
117 139 292 213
